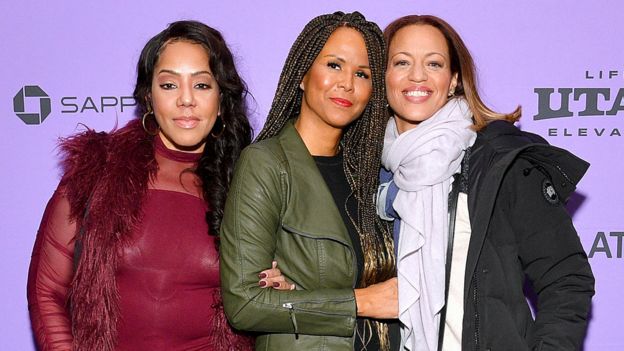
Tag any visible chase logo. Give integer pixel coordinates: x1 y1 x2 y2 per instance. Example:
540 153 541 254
13 85 51 125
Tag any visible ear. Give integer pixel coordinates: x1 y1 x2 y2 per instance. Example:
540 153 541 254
299 71 310 91
218 93 223 116
450 72 459 93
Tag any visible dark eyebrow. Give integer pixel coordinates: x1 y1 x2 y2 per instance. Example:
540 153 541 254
158 69 213 77
323 54 370 70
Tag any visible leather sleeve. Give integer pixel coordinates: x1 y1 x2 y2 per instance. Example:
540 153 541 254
504 158 594 351
220 145 356 336
27 186 76 350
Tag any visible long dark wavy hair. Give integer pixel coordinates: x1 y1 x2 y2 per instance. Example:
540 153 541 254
133 20 252 239
255 12 395 350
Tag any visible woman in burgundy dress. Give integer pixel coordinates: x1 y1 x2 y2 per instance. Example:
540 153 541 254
26 20 278 351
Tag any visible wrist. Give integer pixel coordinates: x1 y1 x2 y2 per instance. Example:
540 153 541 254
354 288 368 317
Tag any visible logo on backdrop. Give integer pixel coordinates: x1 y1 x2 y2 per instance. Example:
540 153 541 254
533 69 623 137
12 85 136 125
13 85 51 125
588 231 624 259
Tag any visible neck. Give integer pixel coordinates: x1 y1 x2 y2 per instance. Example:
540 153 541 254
294 116 342 156
158 131 206 153
394 115 421 134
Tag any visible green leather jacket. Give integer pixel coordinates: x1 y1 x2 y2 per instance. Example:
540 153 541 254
220 122 358 350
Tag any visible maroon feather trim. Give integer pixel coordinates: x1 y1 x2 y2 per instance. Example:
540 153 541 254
60 119 250 350
209 289 255 350
62 119 156 351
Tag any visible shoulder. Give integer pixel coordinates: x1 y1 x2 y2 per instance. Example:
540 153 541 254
240 135 290 166
477 120 548 154
59 128 111 183
480 121 588 203
57 127 110 219
59 119 147 180
471 120 552 173
58 119 148 217
234 137 289 182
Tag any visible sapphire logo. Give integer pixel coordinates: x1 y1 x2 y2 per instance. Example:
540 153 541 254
13 85 51 125
11 85 136 125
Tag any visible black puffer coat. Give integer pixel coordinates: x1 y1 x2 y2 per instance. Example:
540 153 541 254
460 120 594 351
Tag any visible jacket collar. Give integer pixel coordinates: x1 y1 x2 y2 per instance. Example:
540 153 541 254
277 121 351 247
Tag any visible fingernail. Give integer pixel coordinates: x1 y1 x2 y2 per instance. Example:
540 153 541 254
273 282 280 288
259 273 267 279
259 281 267 287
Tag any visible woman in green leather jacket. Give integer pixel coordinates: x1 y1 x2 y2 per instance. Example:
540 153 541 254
220 12 399 351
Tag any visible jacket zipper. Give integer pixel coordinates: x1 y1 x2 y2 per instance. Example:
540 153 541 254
473 270 481 351
282 303 299 336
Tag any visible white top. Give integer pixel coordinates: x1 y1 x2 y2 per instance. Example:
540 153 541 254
442 193 472 351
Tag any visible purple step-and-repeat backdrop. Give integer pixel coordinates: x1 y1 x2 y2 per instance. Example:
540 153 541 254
1 1 621 349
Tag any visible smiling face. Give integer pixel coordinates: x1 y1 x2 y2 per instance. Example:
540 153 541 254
298 27 372 133
386 24 458 133
150 40 220 153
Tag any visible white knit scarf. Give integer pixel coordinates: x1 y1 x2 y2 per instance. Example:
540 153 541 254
382 98 476 351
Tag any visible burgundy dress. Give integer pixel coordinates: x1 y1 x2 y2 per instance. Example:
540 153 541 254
27 135 246 350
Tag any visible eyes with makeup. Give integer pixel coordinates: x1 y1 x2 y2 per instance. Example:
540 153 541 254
156 73 215 91
326 60 371 79
390 55 447 71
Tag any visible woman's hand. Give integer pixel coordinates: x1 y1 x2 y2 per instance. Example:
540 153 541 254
258 261 295 290
354 277 398 319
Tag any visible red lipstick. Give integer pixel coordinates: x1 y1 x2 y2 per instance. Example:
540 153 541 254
330 97 353 107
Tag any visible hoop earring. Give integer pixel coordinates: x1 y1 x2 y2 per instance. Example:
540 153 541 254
210 114 226 138
142 110 159 136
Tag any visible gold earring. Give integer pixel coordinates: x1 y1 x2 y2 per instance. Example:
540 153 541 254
448 90 455 98
210 114 226 138
142 110 159 136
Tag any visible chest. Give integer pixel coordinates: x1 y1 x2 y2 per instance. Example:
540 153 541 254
117 190 219 286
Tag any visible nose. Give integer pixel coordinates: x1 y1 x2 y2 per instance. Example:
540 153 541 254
408 63 427 82
177 81 196 107
338 72 354 92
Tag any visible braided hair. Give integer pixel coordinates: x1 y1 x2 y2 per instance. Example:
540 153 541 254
256 12 395 350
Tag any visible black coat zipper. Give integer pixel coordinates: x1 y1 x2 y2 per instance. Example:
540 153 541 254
472 270 481 351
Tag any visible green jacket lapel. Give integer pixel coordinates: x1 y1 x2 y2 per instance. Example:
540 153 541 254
278 122 351 246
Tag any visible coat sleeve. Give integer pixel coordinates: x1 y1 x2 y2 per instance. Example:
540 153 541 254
504 158 594 351
219 145 357 337
27 186 76 350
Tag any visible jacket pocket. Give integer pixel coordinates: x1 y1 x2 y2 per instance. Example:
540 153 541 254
279 225 355 289
281 297 356 336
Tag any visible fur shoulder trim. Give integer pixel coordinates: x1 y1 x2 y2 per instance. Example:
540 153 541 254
59 127 110 220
